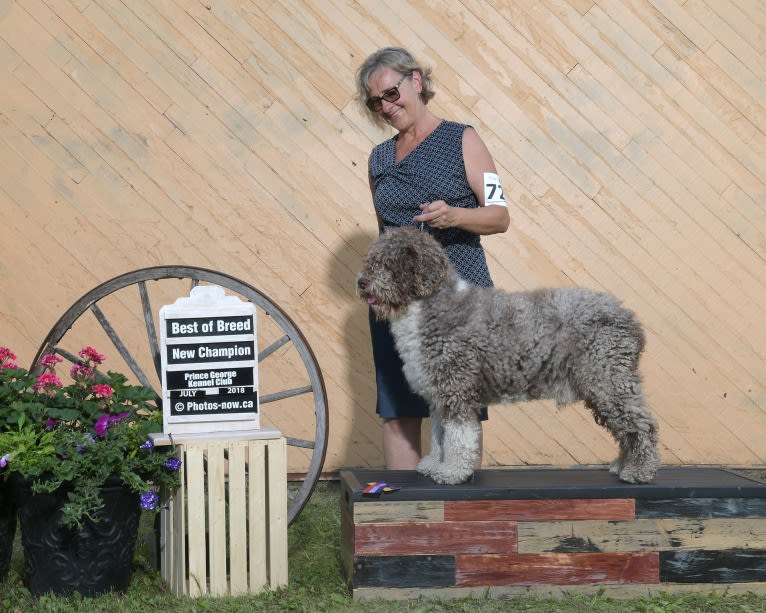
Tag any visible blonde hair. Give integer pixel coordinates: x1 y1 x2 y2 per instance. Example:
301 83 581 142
355 47 435 127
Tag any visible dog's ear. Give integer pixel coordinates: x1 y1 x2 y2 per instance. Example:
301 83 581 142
397 244 422 286
409 237 450 298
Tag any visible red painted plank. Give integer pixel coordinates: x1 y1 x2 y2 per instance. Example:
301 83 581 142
445 499 635 521
456 552 660 586
354 521 517 556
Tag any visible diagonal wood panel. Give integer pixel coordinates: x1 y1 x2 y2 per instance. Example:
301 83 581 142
1 0 765 473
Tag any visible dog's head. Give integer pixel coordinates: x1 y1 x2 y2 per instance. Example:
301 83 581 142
357 227 450 321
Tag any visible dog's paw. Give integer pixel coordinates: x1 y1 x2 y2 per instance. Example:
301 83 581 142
429 464 474 485
416 454 440 476
618 465 656 484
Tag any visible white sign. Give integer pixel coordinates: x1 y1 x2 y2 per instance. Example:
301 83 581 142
159 285 259 436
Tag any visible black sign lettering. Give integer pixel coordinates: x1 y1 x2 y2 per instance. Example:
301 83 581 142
165 315 254 338
166 367 255 391
169 391 259 416
166 341 255 364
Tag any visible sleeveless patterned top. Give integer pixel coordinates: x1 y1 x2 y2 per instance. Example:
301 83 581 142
368 120 493 287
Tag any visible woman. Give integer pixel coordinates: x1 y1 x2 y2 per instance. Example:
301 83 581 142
356 47 510 470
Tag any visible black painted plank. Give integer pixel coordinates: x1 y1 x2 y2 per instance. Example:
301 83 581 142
351 555 455 588
341 468 766 502
637 497 766 519
660 550 766 583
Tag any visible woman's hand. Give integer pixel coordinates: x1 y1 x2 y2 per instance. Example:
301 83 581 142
413 198 509 235
413 200 457 229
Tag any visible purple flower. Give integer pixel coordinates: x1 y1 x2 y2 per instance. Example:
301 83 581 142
165 457 182 472
93 413 110 437
140 439 154 451
0 453 10 469
109 412 129 425
45 418 57 431
140 490 159 511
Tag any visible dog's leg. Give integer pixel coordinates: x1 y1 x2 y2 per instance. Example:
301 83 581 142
588 383 660 484
417 411 443 477
617 410 661 484
428 414 481 485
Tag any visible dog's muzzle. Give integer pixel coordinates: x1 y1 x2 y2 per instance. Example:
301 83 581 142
356 275 378 305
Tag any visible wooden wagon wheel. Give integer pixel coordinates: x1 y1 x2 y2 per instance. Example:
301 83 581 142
32 266 328 526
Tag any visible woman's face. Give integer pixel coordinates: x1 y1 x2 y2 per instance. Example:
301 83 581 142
367 67 420 131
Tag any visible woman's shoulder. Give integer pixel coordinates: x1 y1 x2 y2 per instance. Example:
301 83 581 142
440 119 471 133
435 120 474 145
369 136 395 168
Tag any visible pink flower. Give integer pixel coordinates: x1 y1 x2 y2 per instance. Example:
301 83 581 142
79 346 105 365
38 353 63 369
70 363 94 380
91 384 114 399
33 372 63 395
0 347 18 370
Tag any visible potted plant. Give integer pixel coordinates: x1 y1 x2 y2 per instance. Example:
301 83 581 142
0 347 20 583
0 345 181 597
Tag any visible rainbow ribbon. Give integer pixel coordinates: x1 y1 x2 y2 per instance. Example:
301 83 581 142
362 481 401 496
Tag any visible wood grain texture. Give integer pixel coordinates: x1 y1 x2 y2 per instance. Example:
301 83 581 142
636 497 766 519
455 552 660 586
660 549 766 584
353 521 517 556
353 500 445 524
445 498 635 522
1 0 766 471
518 518 766 553
352 555 456 588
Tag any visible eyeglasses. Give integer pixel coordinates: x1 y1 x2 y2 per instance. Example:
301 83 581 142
366 73 411 113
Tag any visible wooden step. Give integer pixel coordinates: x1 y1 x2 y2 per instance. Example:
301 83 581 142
340 466 766 600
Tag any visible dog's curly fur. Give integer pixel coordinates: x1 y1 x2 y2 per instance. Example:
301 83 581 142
358 226 660 485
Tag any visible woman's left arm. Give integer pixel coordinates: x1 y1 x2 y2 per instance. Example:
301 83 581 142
414 127 510 235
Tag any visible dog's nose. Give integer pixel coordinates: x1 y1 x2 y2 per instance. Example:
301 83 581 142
357 276 368 291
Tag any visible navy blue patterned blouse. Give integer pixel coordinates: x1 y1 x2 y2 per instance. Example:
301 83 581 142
368 120 493 288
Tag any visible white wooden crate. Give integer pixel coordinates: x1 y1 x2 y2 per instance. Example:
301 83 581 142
155 430 287 597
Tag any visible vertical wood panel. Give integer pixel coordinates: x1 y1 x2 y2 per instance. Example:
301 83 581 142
228 442 249 595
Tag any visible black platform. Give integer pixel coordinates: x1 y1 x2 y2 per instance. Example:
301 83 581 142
343 466 766 502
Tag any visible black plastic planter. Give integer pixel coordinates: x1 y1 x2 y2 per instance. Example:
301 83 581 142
12 476 140 597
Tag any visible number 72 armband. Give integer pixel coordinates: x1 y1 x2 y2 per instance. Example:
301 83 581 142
483 172 507 207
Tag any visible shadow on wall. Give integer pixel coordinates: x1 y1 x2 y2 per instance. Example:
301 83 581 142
328 229 387 470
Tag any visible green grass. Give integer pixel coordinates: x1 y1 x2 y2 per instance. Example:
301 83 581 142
2 480 766 612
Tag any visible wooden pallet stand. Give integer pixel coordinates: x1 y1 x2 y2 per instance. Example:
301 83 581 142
152 429 288 597
340 467 766 600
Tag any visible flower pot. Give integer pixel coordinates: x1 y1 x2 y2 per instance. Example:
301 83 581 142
12 475 140 597
0 479 15 582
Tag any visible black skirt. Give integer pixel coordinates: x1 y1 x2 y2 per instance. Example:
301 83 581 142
368 310 488 421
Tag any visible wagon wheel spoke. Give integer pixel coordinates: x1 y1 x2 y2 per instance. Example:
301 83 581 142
33 266 328 526
90 303 154 390
138 281 162 378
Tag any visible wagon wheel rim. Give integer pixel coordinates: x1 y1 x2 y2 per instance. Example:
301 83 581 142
32 265 329 526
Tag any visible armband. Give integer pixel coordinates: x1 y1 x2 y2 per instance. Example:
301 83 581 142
483 172 507 207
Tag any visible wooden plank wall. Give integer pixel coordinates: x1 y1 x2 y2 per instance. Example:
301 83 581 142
1 0 765 475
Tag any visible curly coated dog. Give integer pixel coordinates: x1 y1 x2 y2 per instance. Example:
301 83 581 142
357 226 660 485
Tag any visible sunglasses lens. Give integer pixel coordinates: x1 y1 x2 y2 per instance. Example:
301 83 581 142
366 84 402 113
382 88 400 103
